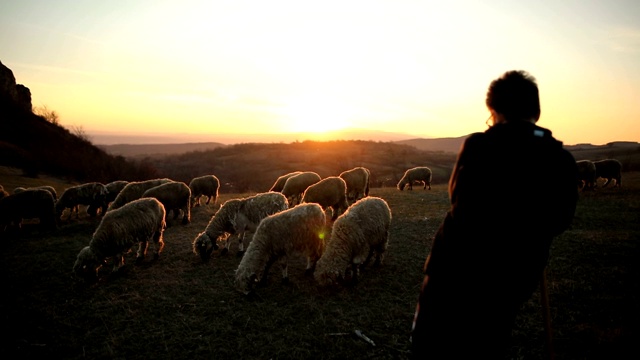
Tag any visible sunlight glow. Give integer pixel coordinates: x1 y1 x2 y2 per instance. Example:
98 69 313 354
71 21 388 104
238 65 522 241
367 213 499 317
280 95 355 133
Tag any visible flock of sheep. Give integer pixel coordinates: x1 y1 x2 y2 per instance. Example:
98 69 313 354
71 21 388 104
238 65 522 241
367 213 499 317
575 159 623 191
0 167 427 294
0 158 621 294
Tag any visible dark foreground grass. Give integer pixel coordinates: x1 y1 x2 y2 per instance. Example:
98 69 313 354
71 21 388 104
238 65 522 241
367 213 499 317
1 173 638 360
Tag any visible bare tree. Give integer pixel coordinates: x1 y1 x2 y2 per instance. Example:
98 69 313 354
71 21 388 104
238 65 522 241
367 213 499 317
33 104 59 125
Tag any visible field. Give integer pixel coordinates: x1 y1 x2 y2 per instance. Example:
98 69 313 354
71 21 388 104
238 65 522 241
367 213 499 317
1 169 638 360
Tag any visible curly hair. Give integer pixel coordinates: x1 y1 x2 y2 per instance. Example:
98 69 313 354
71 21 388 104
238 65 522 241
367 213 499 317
486 70 540 122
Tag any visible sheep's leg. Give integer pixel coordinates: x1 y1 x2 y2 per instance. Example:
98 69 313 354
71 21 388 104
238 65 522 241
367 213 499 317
236 232 246 257
259 257 277 286
205 195 211 205
221 232 237 256
330 206 341 221
350 263 359 286
152 230 165 259
112 254 125 272
304 255 318 276
182 206 190 224
279 256 289 284
362 249 375 268
136 241 148 264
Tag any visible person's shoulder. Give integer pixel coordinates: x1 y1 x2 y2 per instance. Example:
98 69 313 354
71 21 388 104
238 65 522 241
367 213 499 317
462 132 488 147
534 125 577 163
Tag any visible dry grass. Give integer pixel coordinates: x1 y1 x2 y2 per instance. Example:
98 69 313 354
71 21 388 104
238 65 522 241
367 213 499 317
0 171 638 360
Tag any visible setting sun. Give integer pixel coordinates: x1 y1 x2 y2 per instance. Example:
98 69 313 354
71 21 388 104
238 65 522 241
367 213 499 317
280 95 355 134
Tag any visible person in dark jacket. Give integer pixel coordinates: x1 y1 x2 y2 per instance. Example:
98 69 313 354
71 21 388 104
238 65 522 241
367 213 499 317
410 70 579 359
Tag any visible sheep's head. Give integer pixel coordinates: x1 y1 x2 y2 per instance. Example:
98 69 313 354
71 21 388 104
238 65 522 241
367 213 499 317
235 269 258 296
54 201 65 218
192 232 218 262
314 268 343 287
73 247 101 283
397 180 407 191
313 257 344 287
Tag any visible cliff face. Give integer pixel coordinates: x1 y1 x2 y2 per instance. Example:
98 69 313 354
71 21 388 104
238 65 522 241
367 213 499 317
0 60 32 112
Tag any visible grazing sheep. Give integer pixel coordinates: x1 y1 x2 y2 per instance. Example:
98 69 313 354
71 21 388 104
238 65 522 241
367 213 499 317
56 182 109 220
576 160 597 191
142 181 191 225
0 188 57 232
234 203 327 295
189 175 220 208
594 159 622 188
192 192 289 262
281 171 322 206
315 197 392 287
88 180 130 216
397 166 432 191
105 180 129 207
13 185 58 201
269 171 302 192
301 176 349 221
109 178 173 211
339 167 370 203
72 198 166 283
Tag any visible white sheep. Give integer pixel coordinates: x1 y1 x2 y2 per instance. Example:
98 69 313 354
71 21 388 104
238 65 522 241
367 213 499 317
397 166 432 191
315 196 392 287
338 167 370 203
301 176 349 221
72 197 166 283
281 171 322 206
189 175 220 208
269 171 302 192
108 178 173 211
56 182 109 220
234 203 327 295
0 188 57 232
142 181 191 225
13 185 58 201
192 192 289 262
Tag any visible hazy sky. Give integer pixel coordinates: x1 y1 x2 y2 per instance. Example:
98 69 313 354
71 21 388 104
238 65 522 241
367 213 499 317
1 0 639 145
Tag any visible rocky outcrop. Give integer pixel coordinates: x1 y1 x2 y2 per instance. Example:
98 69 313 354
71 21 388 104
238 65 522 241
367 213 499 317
0 60 32 112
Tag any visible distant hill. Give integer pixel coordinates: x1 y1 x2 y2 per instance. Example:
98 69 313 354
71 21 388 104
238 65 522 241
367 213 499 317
394 135 469 154
99 142 226 158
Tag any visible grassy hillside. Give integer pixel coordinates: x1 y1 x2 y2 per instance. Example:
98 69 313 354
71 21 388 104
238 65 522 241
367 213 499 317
0 169 638 359
147 140 458 194
0 97 158 183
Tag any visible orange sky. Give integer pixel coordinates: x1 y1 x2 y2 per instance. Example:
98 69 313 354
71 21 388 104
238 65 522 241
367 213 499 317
1 0 639 145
